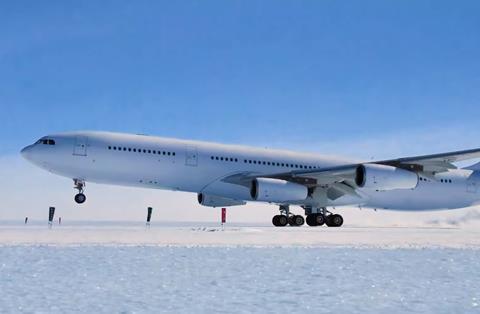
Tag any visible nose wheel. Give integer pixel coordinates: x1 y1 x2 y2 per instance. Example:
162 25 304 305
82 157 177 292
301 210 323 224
75 193 87 204
73 179 87 204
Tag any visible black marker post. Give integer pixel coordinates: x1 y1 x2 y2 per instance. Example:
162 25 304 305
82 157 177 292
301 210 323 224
146 207 153 228
48 207 56 229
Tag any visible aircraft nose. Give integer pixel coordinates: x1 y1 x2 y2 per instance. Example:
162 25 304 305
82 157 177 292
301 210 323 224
21 145 33 160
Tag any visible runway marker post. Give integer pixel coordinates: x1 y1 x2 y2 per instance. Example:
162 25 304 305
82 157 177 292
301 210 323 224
146 207 153 228
221 208 226 230
48 207 55 229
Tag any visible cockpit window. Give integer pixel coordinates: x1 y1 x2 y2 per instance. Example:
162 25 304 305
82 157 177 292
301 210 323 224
36 138 56 145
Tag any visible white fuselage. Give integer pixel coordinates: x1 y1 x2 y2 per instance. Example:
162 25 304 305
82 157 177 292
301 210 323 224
21 131 480 210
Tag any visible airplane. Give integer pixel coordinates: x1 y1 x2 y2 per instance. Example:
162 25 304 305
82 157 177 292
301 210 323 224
21 131 480 227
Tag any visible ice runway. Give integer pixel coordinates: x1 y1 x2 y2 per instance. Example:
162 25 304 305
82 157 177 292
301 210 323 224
1 222 479 313
1 221 480 248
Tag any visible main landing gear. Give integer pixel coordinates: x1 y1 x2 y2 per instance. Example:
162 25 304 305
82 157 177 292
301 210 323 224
272 206 344 228
306 210 343 227
272 205 305 227
74 179 87 204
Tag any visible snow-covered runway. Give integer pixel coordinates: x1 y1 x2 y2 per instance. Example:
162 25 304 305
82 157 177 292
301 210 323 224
1 221 480 248
1 222 479 313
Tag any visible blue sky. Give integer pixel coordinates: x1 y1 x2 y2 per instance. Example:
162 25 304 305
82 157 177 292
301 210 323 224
2 1 480 221
1 0 480 156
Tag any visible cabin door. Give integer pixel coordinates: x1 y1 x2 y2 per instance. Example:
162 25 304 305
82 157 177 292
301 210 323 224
185 146 198 167
73 136 88 156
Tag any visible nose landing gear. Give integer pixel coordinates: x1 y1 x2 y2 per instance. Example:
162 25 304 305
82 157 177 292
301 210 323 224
74 179 86 204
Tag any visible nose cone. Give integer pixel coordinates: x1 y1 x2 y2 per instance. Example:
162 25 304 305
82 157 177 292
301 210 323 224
21 145 33 161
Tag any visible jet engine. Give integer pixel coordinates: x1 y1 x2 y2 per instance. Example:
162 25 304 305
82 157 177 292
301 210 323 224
250 178 308 202
355 164 418 191
198 193 246 208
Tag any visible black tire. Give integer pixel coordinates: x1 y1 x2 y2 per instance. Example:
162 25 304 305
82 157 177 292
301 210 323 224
331 214 343 227
277 215 288 227
315 214 325 226
306 214 317 227
75 193 86 204
293 215 305 226
326 214 343 227
272 215 280 227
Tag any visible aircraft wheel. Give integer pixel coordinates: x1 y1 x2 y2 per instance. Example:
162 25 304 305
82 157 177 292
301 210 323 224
273 215 288 227
315 214 325 226
278 215 288 227
75 193 86 204
326 214 343 227
307 214 325 227
272 215 280 226
289 215 304 227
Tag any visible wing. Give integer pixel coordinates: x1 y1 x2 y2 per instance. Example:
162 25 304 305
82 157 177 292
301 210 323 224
222 147 480 200
377 148 480 173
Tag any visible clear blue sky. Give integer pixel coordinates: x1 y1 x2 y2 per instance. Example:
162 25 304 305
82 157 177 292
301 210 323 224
1 0 480 155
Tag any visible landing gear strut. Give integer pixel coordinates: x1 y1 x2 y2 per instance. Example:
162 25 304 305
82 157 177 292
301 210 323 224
74 179 86 204
272 205 304 227
305 208 343 227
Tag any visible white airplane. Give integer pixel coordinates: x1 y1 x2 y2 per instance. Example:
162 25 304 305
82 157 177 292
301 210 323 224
21 131 480 227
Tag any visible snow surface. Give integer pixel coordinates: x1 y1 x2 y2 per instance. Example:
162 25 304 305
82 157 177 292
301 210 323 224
1 246 479 314
1 222 480 313
1 221 480 248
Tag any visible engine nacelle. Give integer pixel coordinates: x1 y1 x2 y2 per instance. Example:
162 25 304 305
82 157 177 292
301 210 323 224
198 193 246 208
355 164 418 191
250 178 308 203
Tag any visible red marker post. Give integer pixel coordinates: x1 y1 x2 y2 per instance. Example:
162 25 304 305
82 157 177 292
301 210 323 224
221 208 227 230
